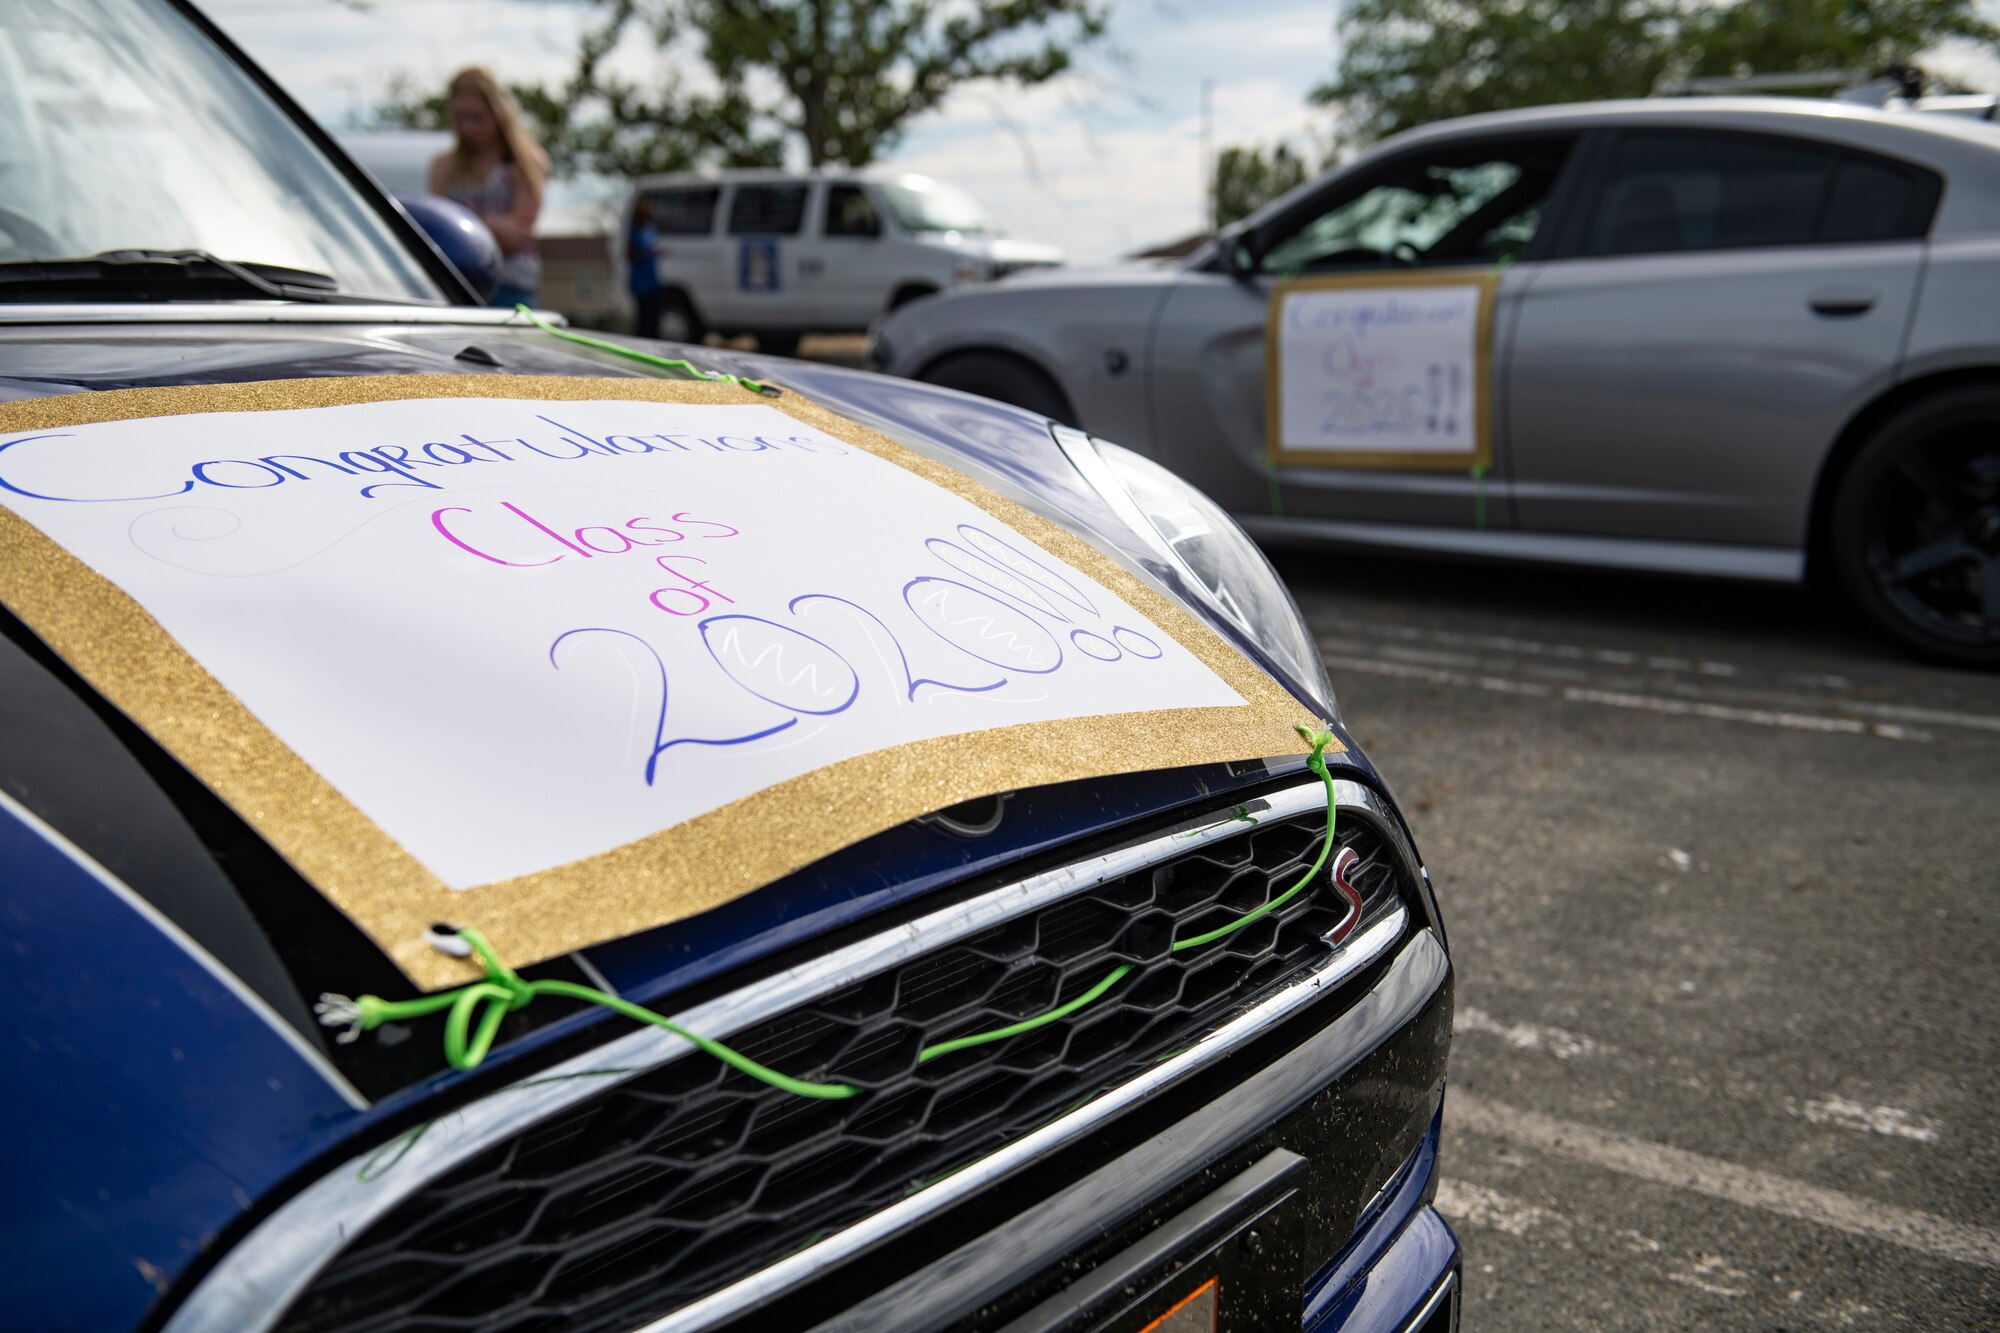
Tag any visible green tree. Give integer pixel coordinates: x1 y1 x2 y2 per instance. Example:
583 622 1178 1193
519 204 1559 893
383 0 1107 175
1211 142 1309 228
684 0 1108 167
1313 0 2000 146
373 3 769 177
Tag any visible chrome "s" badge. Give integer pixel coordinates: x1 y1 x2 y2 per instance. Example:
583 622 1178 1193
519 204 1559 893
1322 846 1365 947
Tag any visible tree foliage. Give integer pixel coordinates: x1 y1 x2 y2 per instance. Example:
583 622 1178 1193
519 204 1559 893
1212 142 1309 228
383 0 1106 175
1313 0 2000 145
687 0 1107 167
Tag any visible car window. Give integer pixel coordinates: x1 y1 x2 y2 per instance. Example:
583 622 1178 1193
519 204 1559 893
645 186 720 236
1579 131 1940 257
825 185 881 238
1819 156 1941 243
1257 137 1574 275
0 0 440 301
727 184 809 236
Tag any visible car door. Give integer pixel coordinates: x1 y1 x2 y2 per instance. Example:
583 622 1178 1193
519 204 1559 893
812 182 893 329
1505 128 1935 547
1148 132 1581 529
711 181 815 331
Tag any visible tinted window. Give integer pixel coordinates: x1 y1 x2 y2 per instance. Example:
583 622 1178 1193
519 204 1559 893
1582 132 1940 256
1820 156 1941 242
1258 137 1574 275
825 185 881 237
727 184 809 235
644 186 719 236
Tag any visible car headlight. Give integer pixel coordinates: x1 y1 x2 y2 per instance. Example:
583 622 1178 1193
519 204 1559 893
1052 425 1337 719
950 258 992 286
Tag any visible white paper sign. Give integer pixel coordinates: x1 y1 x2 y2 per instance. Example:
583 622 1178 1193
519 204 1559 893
0 398 1242 887
1273 282 1483 457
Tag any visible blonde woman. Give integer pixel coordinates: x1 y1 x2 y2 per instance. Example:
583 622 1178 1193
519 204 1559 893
426 67 548 307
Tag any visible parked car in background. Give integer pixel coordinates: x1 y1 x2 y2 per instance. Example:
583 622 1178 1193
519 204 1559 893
874 99 2000 667
630 169 1063 354
0 3 1455 1331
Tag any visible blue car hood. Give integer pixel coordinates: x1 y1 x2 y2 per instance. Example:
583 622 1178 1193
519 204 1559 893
0 315 1374 1329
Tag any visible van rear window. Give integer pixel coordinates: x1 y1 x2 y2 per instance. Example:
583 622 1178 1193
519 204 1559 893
645 187 720 236
728 184 810 235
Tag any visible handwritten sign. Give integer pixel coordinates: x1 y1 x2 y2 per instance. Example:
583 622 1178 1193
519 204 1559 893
0 380 1311 984
1266 271 1495 470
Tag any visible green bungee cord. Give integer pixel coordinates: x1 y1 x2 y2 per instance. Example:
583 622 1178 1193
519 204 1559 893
315 724 1341 1099
510 304 776 394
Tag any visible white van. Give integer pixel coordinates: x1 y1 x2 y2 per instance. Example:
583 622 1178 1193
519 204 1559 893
628 170 1063 353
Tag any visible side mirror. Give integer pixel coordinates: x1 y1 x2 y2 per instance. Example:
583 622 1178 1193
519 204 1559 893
395 192 501 301
1216 224 1258 284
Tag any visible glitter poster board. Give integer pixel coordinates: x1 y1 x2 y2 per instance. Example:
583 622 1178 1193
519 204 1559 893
0 376 1319 988
1266 270 1496 471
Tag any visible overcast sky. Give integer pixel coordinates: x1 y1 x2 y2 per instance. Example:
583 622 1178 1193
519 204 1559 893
209 0 1999 264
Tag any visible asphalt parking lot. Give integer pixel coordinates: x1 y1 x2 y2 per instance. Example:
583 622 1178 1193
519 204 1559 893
1274 549 2000 1331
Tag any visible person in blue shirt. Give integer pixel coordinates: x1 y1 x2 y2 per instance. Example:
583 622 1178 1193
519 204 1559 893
628 198 664 339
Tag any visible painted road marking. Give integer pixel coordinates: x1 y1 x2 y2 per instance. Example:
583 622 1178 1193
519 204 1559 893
1451 1094 2000 1270
1320 654 1930 742
1330 623 2000 735
1331 621 1742 676
1455 1006 1614 1060
1434 1179 1559 1236
1796 1095 1942 1144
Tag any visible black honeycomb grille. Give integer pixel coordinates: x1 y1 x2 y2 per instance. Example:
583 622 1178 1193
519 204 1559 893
278 808 1405 1333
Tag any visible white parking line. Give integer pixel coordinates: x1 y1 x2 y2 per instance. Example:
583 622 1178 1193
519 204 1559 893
1797 1095 1942 1145
1455 1006 1614 1060
1331 622 2000 734
1560 686 1928 740
1320 654 1929 742
1330 620 1743 677
1451 1094 2000 1270
1435 1179 1560 1236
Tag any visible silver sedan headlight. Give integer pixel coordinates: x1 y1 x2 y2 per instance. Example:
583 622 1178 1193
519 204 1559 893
1053 426 1337 719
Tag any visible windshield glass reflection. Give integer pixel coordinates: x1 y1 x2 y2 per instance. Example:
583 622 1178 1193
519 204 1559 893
0 0 440 302
880 178 999 235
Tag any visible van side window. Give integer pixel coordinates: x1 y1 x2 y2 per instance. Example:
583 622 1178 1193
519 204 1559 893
645 187 720 236
728 185 810 236
825 185 882 238
1580 132 1941 257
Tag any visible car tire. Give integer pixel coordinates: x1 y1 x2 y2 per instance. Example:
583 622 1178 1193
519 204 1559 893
920 351 1076 427
1830 385 2000 668
659 291 704 345
758 332 802 358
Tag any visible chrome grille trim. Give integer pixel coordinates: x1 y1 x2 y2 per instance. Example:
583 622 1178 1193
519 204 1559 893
166 778 1408 1333
652 914 1412 1333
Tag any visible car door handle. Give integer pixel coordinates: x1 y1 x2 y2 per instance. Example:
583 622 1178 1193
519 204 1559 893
1809 288 1877 317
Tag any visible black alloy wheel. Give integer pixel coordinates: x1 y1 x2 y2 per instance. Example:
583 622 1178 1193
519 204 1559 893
1832 386 2000 668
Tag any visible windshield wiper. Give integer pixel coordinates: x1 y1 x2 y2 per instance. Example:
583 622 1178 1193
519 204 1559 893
0 250 342 303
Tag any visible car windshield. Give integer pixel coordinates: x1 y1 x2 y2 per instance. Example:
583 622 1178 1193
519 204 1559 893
0 0 441 302
878 178 998 235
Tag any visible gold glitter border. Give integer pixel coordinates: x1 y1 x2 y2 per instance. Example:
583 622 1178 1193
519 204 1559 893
0 375 1327 989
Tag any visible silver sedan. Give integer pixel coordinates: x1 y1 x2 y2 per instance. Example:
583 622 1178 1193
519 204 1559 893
873 98 2000 667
